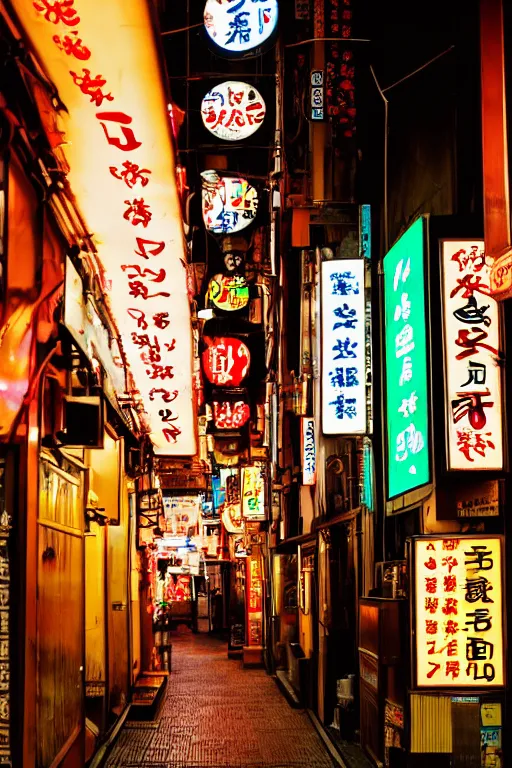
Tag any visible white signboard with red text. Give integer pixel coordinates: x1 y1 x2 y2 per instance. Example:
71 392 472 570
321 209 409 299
201 81 266 142
414 536 504 688
441 241 503 470
14 0 196 454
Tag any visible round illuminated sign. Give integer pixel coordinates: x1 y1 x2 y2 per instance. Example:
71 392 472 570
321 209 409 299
208 274 249 312
204 0 278 57
202 337 250 387
213 400 251 430
201 171 258 234
201 81 266 142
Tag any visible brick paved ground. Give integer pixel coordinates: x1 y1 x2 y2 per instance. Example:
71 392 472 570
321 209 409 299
105 628 335 768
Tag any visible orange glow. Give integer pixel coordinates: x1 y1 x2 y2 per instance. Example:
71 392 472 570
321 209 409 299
12 0 196 455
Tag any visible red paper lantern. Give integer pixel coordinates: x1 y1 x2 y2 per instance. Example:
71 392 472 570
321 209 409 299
202 337 250 386
213 400 250 429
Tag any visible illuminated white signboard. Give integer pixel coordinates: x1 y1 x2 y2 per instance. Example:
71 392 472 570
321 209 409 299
242 463 266 520
201 171 258 234
441 240 503 471
204 0 278 56
14 0 196 454
301 417 316 485
414 536 504 688
321 259 366 434
201 81 266 141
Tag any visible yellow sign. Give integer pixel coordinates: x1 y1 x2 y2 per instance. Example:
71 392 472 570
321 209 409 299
481 702 502 727
414 536 504 688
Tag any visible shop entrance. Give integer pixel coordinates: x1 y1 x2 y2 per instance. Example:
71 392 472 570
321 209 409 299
37 458 84 768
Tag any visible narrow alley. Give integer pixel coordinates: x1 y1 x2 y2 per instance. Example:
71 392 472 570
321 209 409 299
104 631 335 768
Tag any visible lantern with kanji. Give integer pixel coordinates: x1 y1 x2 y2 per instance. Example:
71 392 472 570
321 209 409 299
202 336 250 386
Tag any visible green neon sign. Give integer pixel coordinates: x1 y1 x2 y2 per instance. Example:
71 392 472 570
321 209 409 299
384 216 430 499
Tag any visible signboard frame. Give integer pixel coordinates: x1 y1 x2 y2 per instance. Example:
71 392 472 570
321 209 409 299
383 215 432 506
409 534 506 692
439 238 504 472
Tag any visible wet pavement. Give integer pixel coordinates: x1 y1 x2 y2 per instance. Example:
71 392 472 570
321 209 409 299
105 629 335 768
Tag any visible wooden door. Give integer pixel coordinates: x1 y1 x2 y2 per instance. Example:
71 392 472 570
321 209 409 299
37 460 84 768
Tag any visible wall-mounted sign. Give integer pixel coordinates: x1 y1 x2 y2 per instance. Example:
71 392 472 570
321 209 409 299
310 70 325 121
14 0 196 455
201 171 259 234
162 495 200 537
213 400 250 430
202 337 250 386
65 257 126 404
204 0 278 57
321 259 367 435
222 468 243 532
242 463 266 519
201 81 266 141
414 536 504 688
295 0 310 19
456 480 499 518
301 417 316 485
384 217 430 499
207 274 250 312
441 240 503 471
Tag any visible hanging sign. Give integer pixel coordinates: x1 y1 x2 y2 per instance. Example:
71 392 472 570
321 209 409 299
384 217 430 499
204 0 278 57
207 274 250 312
441 240 503 471
414 536 505 688
301 417 316 485
201 171 259 235
201 81 266 141
321 259 367 435
310 70 325 121
242 463 266 519
12 0 196 455
213 400 250 430
202 337 250 386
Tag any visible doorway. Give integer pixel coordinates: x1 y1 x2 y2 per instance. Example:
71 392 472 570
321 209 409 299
37 458 84 768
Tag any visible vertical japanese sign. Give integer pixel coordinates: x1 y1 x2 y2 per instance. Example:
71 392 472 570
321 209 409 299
321 259 366 435
0 456 10 767
310 70 325 121
14 0 196 454
384 217 430 498
441 240 503 471
242 464 266 520
414 536 504 688
301 417 316 485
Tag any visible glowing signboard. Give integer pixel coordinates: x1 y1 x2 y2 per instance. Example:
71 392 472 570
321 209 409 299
384 217 430 498
204 0 278 57
202 337 250 386
242 463 266 520
441 240 503 471
310 70 325 121
14 0 196 454
213 400 250 430
301 417 316 485
414 536 504 688
207 274 249 312
201 81 266 141
202 171 258 234
321 259 367 435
